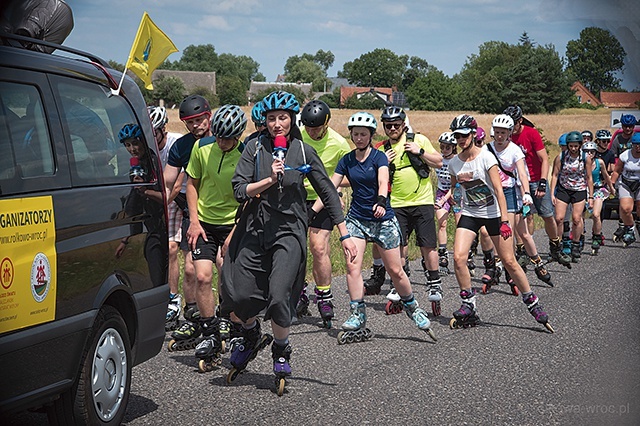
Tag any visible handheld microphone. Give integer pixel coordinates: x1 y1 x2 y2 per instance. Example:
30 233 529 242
273 135 287 191
129 157 145 180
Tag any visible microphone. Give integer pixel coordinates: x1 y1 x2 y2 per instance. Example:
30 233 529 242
129 157 145 180
273 135 287 191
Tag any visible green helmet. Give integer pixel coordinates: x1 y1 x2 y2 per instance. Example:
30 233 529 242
565 131 582 144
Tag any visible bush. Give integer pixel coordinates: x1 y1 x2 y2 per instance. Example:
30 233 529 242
191 86 219 108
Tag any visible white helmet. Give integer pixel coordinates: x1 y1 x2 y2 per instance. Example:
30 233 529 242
148 106 168 130
348 111 377 133
492 114 514 131
582 141 597 151
438 131 456 145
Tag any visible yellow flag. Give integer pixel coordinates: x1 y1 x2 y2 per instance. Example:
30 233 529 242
125 12 178 90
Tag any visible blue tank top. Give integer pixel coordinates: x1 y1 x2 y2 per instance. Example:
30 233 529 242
591 158 603 188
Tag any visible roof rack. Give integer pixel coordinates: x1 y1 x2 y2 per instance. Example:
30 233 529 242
0 31 110 68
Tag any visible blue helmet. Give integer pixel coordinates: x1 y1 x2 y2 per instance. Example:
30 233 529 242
558 133 568 146
261 91 300 115
620 114 637 126
118 123 142 143
632 132 640 144
251 102 266 126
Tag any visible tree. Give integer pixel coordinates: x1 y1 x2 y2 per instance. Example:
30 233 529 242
171 44 218 72
566 27 626 95
338 48 406 88
152 75 186 106
217 75 247 106
252 86 307 108
284 50 334 92
405 69 456 111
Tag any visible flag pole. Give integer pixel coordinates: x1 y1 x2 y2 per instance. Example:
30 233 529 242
111 64 128 96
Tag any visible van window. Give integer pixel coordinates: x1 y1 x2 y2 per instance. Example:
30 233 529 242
0 82 54 178
53 77 152 185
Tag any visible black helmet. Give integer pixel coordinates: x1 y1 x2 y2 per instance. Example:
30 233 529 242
301 100 331 127
581 130 593 140
503 105 523 122
179 95 211 120
381 106 406 122
449 114 478 134
566 131 582 144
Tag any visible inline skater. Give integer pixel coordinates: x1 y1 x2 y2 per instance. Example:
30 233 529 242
312 112 436 342
295 100 351 327
447 114 553 332
610 114 638 240
243 101 266 143
594 129 615 173
583 141 616 254
434 131 458 278
549 131 594 263
610 131 640 247
222 91 356 395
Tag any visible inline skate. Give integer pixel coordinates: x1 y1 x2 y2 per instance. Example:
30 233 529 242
612 222 625 242
622 226 636 248
165 294 182 332
450 289 480 329
295 283 311 317
314 287 334 328
426 277 443 317
403 257 411 278
481 256 499 294
532 257 553 287
337 301 373 344
467 249 477 277
226 321 274 384
570 241 581 263
167 319 202 352
364 264 386 295
403 298 437 341
503 270 519 296
272 343 292 396
522 293 554 333
591 233 603 255
438 247 450 275
549 238 572 269
195 317 225 373
384 286 403 315
515 245 530 272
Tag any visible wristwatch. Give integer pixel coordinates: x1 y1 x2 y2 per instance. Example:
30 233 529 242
419 148 425 156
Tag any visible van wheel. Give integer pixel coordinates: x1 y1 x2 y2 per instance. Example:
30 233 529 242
48 305 131 425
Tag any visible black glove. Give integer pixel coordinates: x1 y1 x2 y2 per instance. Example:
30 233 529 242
538 178 547 193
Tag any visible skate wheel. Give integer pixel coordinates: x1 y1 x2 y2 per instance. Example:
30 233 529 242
449 318 458 329
276 377 286 396
384 300 394 315
425 328 437 342
167 339 177 352
544 322 555 333
511 286 519 296
220 340 227 354
198 359 215 373
431 301 441 317
226 368 240 384
481 284 489 295
337 331 346 345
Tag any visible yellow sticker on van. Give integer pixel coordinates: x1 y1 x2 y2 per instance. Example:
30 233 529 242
0 196 56 333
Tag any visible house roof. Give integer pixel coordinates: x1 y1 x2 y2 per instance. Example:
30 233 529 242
600 91 640 109
152 70 216 94
571 81 601 106
339 86 393 106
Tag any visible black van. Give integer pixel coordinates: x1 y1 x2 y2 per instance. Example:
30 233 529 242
0 33 168 424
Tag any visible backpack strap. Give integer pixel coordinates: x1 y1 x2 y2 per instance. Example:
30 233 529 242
486 143 516 179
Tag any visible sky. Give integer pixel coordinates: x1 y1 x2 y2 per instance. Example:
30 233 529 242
64 0 639 91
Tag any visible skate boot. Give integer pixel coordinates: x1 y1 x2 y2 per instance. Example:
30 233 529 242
504 270 519 296
579 233 585 252
562 236 572 257
218 317 232 348
426 276 443 317
522 292 554 332
314 287 334 328
450 289 480 329
226 321 274 383
570 241 581 263
337 301 373 344
549 238 572 269
195 317 224 373
467 249 476 277
165 293 182 331
183 302 200 323
403 257 411 278
364 264 386 295
612 222 625 242
295 283 311 317
168 319 202 352
272 343 292 396
591 233 603 255
403 298 437 341
622 226 637 248
384 286 403 315
532 256 553 287
515 245 530 272
438 247 450 275
481 257 499 294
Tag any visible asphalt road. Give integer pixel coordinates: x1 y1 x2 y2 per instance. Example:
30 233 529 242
8 220 640 425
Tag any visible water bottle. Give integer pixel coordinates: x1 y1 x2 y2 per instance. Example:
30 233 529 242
452 183 462 214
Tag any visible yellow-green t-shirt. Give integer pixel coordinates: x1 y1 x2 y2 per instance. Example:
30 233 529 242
377 132 436 207
301 126 351 201
185 136 240 225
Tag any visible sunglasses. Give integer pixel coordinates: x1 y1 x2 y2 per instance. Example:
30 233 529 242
384 123 403 130
453 133 471 139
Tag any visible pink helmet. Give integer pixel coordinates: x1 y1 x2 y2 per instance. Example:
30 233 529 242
476 126 486 142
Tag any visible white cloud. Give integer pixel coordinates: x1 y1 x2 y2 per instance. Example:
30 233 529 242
198 15 233 31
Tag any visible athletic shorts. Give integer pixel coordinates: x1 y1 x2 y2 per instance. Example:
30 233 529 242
346 214 402 250
306 200 335 231
180 209 190 252
529 180 555 218
435 188 453 213
394 205 437 248
503 186 521 213
191 222 234 262
618 180 640 201
457 215 501 236
167 201 182 243
555 185 587 205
